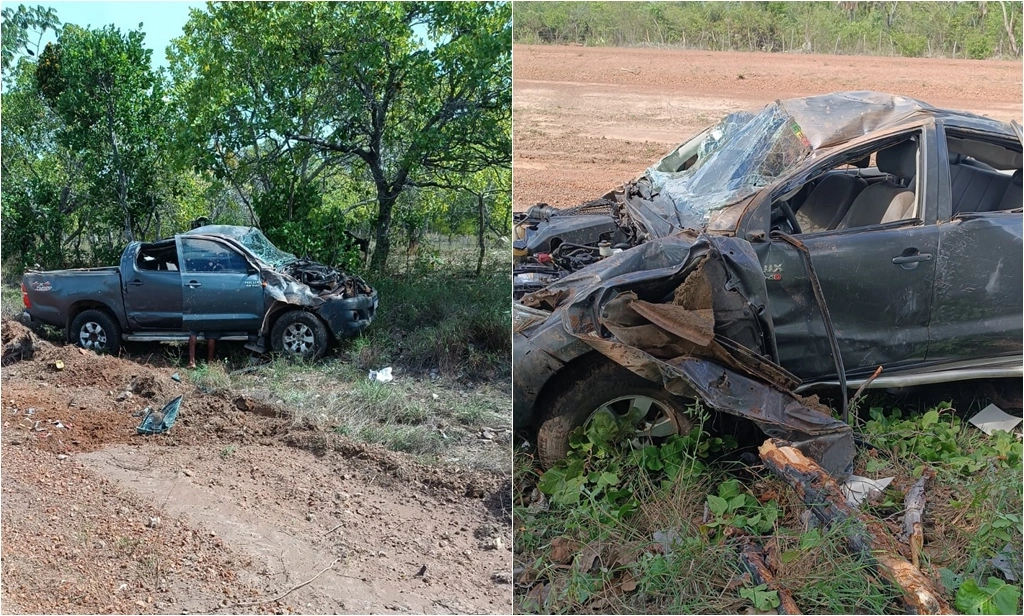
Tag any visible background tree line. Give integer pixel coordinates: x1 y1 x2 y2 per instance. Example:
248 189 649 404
1 1 511 275
513 1 1023 59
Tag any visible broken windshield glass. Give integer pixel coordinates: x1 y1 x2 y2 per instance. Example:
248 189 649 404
238 228 296 268
622 103 812 239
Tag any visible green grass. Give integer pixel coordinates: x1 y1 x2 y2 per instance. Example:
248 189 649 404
347 258 511 382
1 284 23 320
514 395 1023 614
191 355 511 473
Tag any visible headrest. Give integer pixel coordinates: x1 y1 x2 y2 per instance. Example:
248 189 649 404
1013 169 1023 186
877 140 918 179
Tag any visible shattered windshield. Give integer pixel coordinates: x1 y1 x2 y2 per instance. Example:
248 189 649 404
238 228 296 268
628 103 812 237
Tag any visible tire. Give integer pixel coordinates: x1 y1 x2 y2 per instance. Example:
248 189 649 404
271 311 330 360
535 358 694 469
70 309 121 355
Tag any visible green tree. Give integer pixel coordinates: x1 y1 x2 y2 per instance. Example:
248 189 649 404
35 24 168 244
1 4 60 74
169 1 511 271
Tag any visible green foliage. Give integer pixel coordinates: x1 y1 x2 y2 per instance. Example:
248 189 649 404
169 1 511 271
956 577 1022 615
513 1 1023 59
740 584 781 612
1 4 60 72
537 401 731 520
3 2 511 275
704 479 780 538
348 256 510 380
863 403 1023 476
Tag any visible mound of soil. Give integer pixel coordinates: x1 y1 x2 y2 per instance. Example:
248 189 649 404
1 317 511 614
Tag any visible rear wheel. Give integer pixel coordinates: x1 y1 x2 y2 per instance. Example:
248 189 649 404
70 309 121 355
535 358 694 468
271 311 329 360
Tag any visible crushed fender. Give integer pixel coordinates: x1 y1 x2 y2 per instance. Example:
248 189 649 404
544 232 855 479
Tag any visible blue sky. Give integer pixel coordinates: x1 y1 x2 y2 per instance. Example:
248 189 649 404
19 0 205 68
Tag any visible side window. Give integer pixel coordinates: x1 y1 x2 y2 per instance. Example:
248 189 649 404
136 243 180 271
944 130 1022 216
181 239 250 274
772 133 922 234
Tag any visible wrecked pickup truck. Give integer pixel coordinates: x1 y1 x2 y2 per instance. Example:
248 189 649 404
513 92 1023 478
21 225 377 360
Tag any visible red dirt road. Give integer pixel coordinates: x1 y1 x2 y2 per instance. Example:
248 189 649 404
513 44 1024 210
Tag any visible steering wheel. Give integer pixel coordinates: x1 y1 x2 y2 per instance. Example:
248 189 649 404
777 200 802 235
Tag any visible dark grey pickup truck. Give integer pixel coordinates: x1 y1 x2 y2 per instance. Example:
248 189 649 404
21 225 377 359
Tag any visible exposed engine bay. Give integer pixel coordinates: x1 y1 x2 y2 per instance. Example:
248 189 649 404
280 258 374 299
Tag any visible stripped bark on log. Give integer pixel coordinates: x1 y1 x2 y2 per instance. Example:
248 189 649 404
738 539 802 615
758 439 954 615
902 468 935 569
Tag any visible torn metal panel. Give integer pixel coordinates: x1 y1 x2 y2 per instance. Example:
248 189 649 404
546 231 854 477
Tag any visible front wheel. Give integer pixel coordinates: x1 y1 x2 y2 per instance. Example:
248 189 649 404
70 309 121 355
535 358 694 469
271 311 329 360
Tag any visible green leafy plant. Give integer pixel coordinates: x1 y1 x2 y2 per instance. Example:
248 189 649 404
537 402 729 519
704 479 779 538
955 577 1022 615
740 584 781 612
863 403 1023 476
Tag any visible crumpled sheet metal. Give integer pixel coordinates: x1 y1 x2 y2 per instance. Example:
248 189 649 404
261 268 325 308
780 91 934 150
554 232 855 479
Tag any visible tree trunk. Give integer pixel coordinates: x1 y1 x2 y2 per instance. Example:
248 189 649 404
370 191 398 271
476 192 486 276
999 1 1020 56
759 440 954 615
105 95 134 242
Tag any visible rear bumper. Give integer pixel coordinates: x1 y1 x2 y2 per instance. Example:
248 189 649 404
318 291 378 338
19 311 33 327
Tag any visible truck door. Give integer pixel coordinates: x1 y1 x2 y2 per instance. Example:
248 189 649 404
121 240 184 330
176 236 265 333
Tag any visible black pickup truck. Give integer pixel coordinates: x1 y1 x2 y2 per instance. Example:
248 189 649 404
21 225 377 359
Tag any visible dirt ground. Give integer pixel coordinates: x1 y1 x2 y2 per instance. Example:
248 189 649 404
0 319 510 614
513 45 1024 210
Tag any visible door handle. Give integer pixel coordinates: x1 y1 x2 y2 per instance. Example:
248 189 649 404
187 280 202 288
892 253 932 265
892 249 932 270
129 279 144 286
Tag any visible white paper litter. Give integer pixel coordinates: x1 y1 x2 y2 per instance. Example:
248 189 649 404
841 475 894 507
368 367 393 383
968 403 1023 436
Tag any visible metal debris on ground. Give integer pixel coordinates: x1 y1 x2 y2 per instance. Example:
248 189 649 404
988 543 1022 583
171 372 182 382
967 403 1023 435
136 395 183 435
840 475 895 508
368 367 394 383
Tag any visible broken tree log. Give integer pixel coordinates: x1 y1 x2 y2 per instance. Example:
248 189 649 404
758 440 954 615
902 467 935 569
738 539 802 615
